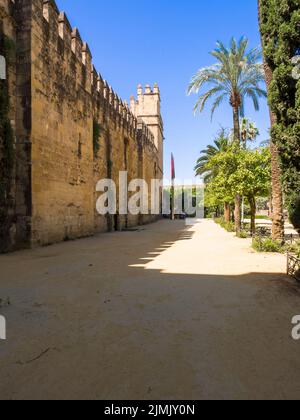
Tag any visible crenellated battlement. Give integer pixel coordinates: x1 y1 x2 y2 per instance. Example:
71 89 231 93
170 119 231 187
1 0 163 250
131 83 163 167
10 0 156 145
4 0 159 145
58 12 72 41
6 0 162 151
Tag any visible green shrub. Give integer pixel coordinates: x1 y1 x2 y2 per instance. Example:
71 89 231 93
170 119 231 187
252 237 282 253
255 215 269 220
222 221 235 232
282 241 300 258
237 231 248 239
242 222 251 230
214 218 223 225
253 237 300 256
214 217 235 233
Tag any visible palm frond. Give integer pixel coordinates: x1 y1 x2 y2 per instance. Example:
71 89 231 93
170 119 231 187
195 131 230 178
210 93 227 121
189 37 266 129
245 89 260 111
193 86 225 114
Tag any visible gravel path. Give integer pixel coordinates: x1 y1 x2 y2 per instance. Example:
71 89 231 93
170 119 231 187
0 219 299 400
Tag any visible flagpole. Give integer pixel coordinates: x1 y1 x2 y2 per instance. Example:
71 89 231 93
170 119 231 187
171 153 175 221
171 178 175 221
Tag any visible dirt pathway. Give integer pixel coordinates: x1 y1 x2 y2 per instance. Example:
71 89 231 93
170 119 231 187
0 219 300 400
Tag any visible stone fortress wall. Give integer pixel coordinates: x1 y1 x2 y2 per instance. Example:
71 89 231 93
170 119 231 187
0 0 164 252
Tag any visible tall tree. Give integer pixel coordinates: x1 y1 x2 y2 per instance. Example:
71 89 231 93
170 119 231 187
195 129 229 182
207 146 271 236
258 0 285 241
188 37 266 233
195 130 231 221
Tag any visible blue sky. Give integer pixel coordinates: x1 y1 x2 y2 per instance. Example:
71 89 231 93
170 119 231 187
57 0 269 180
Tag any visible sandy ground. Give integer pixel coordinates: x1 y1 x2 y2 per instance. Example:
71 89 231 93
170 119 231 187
0 219 300 400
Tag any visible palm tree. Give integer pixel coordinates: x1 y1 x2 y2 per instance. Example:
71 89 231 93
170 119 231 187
240 118 259 148
195 130 229 182
195 130 231 221
188 37 267 233
258 1 285 242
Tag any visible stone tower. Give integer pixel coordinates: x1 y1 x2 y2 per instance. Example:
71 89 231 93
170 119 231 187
130 84 164 176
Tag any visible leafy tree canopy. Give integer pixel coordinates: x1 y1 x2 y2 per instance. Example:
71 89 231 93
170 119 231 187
188 37 267 121
206 146 271 204
259 0 300 215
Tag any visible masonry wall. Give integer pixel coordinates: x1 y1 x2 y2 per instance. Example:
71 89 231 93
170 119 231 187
91 73 138 232
30 0 95 245
0 0 33 252
0 0 16 252
0 0 163 251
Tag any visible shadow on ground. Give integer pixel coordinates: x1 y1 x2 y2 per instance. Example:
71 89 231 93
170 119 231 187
0 220 300 400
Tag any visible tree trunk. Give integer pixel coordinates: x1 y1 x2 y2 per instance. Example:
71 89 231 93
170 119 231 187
249 196 256 236
233 106 240 144
234 195 241 235
264 60 285 241
232 105 241 234
258 0 285 242
224 202 231 223
270 141 285 241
